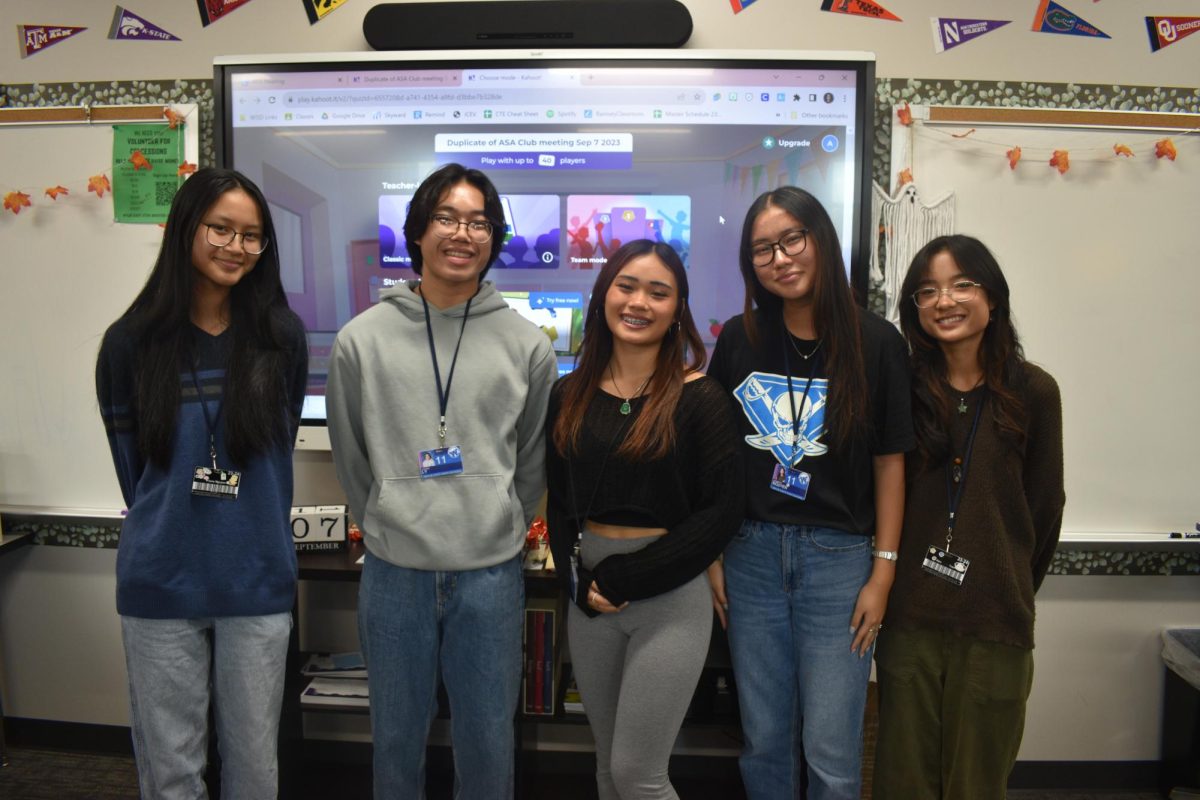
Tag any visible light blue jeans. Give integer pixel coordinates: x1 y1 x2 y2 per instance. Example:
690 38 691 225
723 520 874 800
358 550 524 800
121 613 292 800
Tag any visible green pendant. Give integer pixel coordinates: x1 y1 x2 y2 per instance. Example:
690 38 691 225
619 400 632 415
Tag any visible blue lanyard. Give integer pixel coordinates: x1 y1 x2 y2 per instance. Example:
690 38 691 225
420 288 475 442
188 362 224 469
943 390 986 547
780 322 821 466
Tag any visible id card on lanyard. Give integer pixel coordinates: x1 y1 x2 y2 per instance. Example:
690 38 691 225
419 288 473 479
921 392 985 587
188 362 241 500
769 323 820 501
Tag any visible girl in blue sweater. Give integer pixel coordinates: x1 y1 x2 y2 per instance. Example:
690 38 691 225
96 168 306 799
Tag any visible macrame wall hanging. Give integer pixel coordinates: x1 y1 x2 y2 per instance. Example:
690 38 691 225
870 182 956 326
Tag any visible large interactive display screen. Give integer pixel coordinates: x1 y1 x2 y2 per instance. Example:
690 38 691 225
214 50 875 426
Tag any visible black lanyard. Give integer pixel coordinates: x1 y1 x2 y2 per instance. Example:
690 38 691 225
780 322 821 466
944 390 986 548
421 288 475 442
566 395 634 539
188 362 224 469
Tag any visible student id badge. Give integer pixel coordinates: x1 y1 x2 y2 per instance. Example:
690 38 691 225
568 541 581 604
769 462 811 501
922 544 970 586
418 446 464 479
192 466 241 500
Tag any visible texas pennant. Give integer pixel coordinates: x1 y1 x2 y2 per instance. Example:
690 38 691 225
18 25 87 58
196 0 256 26
1031 0 1110 39
820 0 901 23
932 18 1011 53
1146 16 1200 52
304 0 350 24
729 0 760 13
109 7 181 41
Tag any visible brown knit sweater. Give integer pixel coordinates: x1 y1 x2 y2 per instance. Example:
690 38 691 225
886 363 1065 650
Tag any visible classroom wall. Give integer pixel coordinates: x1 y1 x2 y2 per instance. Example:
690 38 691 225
4 0 1197 86
2 0 1197 773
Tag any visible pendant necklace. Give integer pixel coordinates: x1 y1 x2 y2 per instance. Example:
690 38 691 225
788 333 823 361
608 362 654 416
955 375 985 415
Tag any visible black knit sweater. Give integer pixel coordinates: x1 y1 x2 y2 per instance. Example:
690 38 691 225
886 363 1065 650
545 375 744 614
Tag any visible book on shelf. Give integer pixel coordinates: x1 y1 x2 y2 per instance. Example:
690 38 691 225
562 671 585 715
522 595 565 716
301 651 367 679
301 677 369 708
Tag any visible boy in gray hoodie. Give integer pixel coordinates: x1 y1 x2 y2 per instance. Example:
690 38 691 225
327 164 556 799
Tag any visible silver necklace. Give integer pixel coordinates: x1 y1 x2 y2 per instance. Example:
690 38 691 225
955 375 985 414
788 334 823 361
608 363 653 416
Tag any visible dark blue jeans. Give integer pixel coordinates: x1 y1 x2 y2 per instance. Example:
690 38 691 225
724 520 873 800
358 550 524 799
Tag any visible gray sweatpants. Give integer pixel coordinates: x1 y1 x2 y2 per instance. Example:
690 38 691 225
567 531 714 800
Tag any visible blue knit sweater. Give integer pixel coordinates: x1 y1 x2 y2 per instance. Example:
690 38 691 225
96 317 307 619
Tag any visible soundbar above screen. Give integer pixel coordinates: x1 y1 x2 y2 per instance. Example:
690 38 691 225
214 50 875 428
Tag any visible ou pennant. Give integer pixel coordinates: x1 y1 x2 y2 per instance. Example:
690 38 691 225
1031 0 1110 39
196 0 256 26
1146 16 1200 52
932 18 1011 53
18 25 87 58
109 7 181 41
820 0 901 23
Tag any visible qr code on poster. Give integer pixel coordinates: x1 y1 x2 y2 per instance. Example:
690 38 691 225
155 180 179 208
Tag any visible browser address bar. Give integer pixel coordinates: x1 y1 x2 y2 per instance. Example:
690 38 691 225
280 88 706 106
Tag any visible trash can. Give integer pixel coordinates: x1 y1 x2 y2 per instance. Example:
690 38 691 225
1162 629 1200 795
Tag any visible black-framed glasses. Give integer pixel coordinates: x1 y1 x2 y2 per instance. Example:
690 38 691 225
911 280 982 309
204 223 269 255
750 229 809 267
429 214 494 243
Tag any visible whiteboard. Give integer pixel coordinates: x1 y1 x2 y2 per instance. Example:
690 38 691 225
895 112 1198 535
0 109 199 514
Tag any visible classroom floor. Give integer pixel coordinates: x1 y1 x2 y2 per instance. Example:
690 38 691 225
0 746 1174 800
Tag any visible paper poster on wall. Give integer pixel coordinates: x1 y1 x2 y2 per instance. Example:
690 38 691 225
1146 16 1200 52
17 24 87 58
1031 0 1110 40
112 124 184 223
931 17 1010 53
820 0 901 23
109 6 181 41
303 0 349 24
196 0 256 26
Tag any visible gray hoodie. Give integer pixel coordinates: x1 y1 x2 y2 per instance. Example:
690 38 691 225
327 280 557 570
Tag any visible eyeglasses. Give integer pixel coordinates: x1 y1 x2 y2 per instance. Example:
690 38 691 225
911 280 982 309
429 214 493 243
204 223 269 255
750 229 809 267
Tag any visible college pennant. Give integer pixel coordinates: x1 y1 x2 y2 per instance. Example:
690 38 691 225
1146 16 1200 52
729 0 760 14
109 6 181 41
196 0 256 26
931 17 1011 53
1031 0 1110 39
17 24 87 58
820 0 901 23
303 0 350 24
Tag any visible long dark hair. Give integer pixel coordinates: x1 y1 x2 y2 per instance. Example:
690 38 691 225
899 234 1028 466
736 186 867 446
119 167 303 468
403 163 506 281
553 240 705 461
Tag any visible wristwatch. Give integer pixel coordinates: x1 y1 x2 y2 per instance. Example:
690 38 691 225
872 549 899 561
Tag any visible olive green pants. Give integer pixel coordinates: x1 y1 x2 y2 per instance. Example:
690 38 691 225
873 627 1034 800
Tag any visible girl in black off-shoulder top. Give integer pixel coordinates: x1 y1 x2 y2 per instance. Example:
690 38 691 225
545 240 742 800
